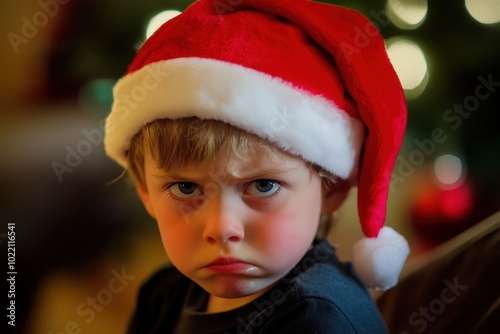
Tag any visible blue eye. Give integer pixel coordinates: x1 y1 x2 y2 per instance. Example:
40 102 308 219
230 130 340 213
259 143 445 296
246 180 280 197
169 182 201 198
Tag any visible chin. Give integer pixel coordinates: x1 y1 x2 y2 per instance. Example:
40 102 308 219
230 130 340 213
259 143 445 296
202 276 271 298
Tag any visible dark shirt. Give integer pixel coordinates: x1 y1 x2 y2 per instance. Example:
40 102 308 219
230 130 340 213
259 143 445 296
128 239 387 333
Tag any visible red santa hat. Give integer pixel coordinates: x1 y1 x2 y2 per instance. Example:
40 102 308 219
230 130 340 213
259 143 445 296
105 0 409 290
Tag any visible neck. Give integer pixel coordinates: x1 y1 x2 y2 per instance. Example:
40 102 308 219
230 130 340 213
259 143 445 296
205 286 273 313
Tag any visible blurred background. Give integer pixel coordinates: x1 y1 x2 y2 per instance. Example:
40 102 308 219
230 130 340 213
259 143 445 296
0 0 498 333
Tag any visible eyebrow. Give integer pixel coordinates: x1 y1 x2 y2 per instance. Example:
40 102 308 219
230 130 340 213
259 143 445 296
151 166 299 183
224 168 297 183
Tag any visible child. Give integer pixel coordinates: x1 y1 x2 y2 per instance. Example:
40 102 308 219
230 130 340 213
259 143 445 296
104 0 410 332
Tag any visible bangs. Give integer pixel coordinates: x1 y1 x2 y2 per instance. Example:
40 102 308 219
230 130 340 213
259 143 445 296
128 117 281 184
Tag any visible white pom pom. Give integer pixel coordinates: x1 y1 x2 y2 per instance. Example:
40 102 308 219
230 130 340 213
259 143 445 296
352 227 409 290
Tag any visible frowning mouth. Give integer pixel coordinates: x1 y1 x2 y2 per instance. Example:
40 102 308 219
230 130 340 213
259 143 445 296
204 257 257 274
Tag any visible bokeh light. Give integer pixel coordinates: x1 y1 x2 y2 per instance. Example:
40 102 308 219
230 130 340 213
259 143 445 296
434 154 465 188
146 10 182 39
386 37 429 98
78 79 115 117
465 0 500 24
441 184 473 220
387 0 428 29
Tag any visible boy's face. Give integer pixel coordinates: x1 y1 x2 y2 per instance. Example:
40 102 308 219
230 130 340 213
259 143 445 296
136 148 338 307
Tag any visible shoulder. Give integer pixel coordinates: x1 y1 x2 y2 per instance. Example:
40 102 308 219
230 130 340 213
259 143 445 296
285 239 371 301
138 263 188 296
252 240 387 333
258 296 365 333
136 263 191 310
128 264 191 333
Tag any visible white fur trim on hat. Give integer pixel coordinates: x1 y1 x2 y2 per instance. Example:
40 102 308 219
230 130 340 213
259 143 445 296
352 227 410 290
104 57 365 179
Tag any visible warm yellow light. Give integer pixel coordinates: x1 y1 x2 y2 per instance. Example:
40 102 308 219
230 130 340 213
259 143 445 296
387 0 428 29
146 10 181 39
386 37 429 98
465 0 500 24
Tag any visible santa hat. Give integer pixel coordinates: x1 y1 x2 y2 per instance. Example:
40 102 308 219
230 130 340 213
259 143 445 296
105 0 409 290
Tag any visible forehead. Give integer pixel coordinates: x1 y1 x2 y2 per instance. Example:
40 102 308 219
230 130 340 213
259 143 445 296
144 145 310 180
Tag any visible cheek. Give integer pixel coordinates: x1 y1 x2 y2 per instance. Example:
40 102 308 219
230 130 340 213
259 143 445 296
251 206 320 268
266 212 318 244
258 188 322 257
274 190 322 235
158 222 202 275
154 209 198 264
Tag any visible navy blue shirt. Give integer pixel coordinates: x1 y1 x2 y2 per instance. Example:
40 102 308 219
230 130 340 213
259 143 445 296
128 239 387 333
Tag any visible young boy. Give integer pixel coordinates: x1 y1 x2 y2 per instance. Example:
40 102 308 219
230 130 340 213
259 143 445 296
104 0 410 332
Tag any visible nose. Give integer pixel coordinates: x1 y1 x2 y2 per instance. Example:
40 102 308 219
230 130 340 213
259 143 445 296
202 196 245 244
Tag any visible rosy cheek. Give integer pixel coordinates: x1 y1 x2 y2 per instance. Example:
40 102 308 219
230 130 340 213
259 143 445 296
156 217 194 261
257 197 319 254
252 212 304 251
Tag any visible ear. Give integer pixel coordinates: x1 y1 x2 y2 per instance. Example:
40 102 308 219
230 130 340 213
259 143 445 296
321 180 351 215
134 178 156 218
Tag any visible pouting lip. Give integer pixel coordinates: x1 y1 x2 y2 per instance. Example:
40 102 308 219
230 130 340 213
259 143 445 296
205 257 250 267
203 257 260 275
